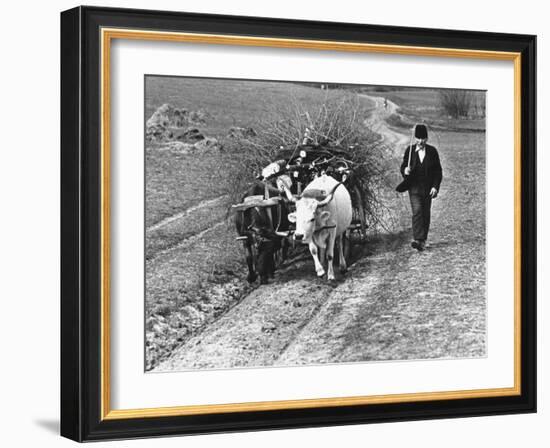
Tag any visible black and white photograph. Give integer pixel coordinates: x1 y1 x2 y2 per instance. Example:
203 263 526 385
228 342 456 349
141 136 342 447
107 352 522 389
144 76 487 372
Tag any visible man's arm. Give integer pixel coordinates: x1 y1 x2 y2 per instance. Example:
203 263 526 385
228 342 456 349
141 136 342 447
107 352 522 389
400 146 410 177
431 148 443 191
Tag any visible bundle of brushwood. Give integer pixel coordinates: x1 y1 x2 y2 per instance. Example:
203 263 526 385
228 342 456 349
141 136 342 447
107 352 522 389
224 92 396 232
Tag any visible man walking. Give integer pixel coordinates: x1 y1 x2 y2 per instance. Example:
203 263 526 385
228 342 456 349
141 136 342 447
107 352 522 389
400 124 443 251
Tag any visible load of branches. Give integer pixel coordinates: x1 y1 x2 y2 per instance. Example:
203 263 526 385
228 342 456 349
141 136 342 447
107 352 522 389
224 92 396 231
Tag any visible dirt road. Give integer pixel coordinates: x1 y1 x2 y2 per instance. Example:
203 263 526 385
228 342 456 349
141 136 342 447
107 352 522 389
362 95 411 148
153 94 487 372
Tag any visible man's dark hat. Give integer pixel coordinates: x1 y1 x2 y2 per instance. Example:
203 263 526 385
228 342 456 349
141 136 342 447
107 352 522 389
414 124 428 139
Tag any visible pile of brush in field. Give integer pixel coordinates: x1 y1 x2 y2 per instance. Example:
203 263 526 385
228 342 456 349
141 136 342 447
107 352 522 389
146 103 222 153
224 93 396 231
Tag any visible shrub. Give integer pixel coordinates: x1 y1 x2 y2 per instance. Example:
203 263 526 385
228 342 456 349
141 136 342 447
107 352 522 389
438 90 473 118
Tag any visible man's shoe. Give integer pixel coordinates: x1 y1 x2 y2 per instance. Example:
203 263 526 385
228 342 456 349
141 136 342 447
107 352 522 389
418 240 426 251
411 240 421 250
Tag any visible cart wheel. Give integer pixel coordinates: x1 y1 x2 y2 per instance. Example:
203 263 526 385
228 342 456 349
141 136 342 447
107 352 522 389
342 231 352 265
352 185 367 239
274 248 282 268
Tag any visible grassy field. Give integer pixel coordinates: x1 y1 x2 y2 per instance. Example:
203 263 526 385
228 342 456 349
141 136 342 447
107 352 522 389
368 88 486 132
145 77 376 141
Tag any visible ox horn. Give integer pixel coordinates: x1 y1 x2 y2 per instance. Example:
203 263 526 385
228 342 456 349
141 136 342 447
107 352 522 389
280 183 297 203
317 182 343 206
275 230 292 237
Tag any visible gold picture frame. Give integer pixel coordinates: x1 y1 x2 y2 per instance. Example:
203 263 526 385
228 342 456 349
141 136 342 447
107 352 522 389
61 6 536 441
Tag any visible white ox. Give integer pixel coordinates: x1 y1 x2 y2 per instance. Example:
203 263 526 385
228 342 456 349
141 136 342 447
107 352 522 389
281 174 352 281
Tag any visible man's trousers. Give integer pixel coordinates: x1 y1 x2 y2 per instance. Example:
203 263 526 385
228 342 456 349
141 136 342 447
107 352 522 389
409 192 432 241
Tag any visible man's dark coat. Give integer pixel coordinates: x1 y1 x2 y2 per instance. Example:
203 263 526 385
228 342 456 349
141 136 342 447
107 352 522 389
399 144 443 194
399 143 443 242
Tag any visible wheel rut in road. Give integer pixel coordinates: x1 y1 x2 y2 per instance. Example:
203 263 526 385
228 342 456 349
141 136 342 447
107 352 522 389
146 194 229 260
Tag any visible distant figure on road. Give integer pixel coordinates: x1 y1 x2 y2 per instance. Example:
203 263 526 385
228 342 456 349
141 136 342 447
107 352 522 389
400 124 443 251
384 98 388 109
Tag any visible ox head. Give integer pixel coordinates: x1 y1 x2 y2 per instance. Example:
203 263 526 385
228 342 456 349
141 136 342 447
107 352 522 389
283 183 339 243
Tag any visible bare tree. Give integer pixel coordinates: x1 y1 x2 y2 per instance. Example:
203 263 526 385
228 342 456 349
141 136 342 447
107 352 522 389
438 89 473 118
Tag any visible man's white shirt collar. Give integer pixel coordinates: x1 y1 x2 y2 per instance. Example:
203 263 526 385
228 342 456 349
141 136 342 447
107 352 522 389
415 144 426 162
